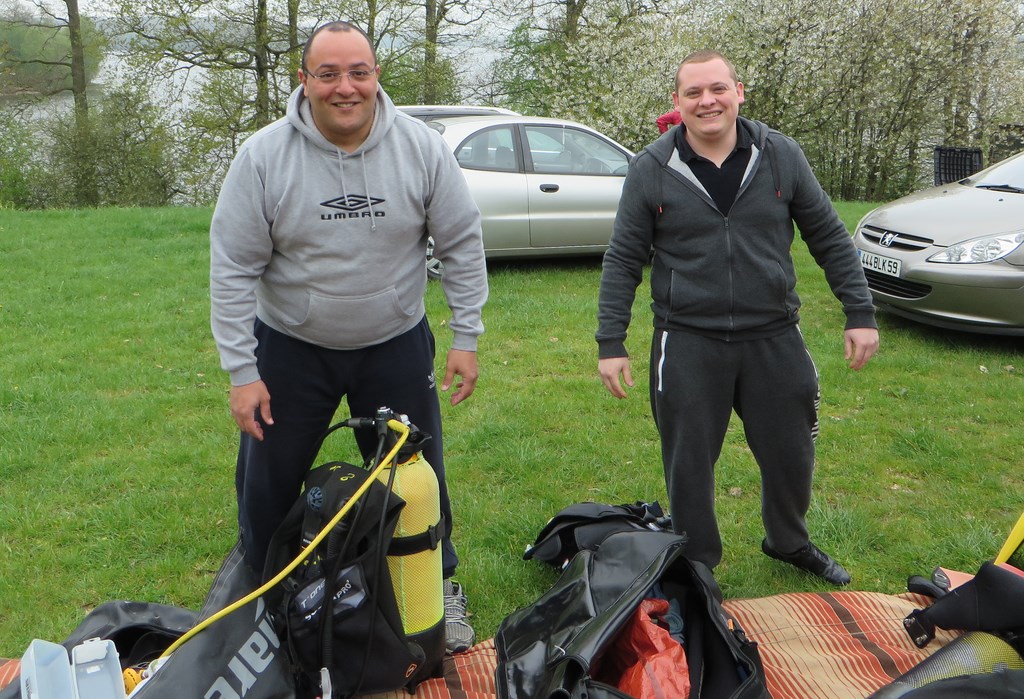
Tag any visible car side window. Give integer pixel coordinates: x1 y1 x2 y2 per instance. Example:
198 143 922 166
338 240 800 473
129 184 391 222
525 126 629 176
454 126 518 172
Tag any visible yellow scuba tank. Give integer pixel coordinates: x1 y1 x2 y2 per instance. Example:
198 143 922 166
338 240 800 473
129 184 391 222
376 424 445 675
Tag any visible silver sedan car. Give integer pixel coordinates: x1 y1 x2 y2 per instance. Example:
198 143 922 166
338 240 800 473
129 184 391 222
400 109 633 277
853 149 1024 335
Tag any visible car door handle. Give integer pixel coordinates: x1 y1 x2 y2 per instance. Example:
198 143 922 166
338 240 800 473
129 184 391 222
539 184 560 193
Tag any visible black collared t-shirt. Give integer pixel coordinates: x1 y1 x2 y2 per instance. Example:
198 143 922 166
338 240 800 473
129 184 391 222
673 124 752 214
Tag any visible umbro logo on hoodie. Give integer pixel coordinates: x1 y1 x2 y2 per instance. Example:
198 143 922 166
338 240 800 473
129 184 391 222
320 194 386 220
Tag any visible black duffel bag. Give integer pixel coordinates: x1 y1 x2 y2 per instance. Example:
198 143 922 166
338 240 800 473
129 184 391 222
495 529 769 699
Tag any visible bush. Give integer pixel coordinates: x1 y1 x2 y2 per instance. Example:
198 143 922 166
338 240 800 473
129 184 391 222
0 110 45 209
41 85 179 207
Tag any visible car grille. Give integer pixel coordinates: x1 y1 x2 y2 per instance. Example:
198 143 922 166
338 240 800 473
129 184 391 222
860 225 933 252
864 269 932 299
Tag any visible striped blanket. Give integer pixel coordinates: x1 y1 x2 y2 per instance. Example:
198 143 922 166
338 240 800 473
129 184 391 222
358 591 956 699
723 591 958 698
0 592 956 698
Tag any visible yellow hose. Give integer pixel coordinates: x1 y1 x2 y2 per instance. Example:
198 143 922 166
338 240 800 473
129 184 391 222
159 419 410 659
995 511 1024 565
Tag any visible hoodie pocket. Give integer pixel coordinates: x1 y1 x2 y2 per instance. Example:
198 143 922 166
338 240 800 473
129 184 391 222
731 258 793 325
664 267 728 320
285 287 415 349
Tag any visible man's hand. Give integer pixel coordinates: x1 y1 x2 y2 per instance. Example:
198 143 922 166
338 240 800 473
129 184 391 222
844 328 880 371
230 380 273 440
599 356 634 399
441 349 478 406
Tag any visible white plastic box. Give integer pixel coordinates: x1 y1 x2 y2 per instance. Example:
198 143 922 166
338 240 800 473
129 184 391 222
20 639 75 699
20 637 126 699
71 638 126 699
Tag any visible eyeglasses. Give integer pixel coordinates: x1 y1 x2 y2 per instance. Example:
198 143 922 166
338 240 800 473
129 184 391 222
305 68 377 84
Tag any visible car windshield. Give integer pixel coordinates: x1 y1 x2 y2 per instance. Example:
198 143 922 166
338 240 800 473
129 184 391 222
970 151 1024 192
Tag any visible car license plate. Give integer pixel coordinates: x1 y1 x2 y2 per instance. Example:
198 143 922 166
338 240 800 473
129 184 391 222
860 250 901 277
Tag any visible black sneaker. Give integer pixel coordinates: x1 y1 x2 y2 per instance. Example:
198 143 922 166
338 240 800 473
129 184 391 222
762 539 852 586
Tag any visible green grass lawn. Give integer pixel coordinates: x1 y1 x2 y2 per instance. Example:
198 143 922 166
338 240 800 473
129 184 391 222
0 204 1021 659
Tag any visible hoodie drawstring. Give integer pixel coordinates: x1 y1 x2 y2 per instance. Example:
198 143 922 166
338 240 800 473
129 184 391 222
336 149 350 207
765 138 782 198
334 150 377 231
360 152 376 231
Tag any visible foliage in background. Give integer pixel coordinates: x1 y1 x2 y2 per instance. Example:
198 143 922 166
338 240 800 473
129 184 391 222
489 0 687 131
108 0 303 131
518 12 687 154
0 110 42 208
380 49 461 106
11 84 178 208
2 0 1024 206
1 204 1022 657
80 84 176 205
485 22 554 114
171 69 257 207
1 0 110 206
717 0 1024 200
496 0 1024 201
0 9 104 97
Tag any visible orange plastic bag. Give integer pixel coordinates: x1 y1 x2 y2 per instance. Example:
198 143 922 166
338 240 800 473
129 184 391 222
598 598 691 699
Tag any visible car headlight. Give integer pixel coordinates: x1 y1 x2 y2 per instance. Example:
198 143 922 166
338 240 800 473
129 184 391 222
927 232 1024 263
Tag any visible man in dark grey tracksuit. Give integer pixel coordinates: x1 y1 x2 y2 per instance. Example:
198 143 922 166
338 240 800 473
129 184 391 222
597 51 879 585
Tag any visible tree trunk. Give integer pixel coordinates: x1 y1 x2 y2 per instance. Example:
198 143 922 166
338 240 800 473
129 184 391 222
423 0 439 103
365 0 377 44
254 0 271 127
287 0 299 91
65 0 98 206
565 0 585 41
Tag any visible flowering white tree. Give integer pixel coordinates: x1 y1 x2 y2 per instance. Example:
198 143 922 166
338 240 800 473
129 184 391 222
498 0 1024 198
716 0 1024 198
490 0 696 150
539 14 690 151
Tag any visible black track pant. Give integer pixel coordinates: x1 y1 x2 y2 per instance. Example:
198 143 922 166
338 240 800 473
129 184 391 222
235 316 458 578
649 325 820 568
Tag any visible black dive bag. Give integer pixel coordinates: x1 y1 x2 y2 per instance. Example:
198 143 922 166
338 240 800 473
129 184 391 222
261 422 429 698
495 529 769 699
0 543 297 699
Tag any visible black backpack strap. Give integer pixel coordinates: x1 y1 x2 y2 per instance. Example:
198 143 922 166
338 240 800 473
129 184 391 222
388 513 445 556
318 499 370 696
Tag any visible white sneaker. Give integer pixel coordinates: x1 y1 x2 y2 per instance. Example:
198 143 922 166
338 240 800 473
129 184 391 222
443 578 476 654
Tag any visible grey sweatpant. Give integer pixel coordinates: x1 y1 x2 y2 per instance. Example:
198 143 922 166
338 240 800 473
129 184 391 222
649 325 820 568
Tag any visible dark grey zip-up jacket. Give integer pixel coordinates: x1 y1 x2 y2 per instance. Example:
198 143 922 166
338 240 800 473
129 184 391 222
597 117 875 358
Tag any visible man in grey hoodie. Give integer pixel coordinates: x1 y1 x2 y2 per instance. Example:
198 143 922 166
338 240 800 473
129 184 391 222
597 51 879 586
210 21 487 651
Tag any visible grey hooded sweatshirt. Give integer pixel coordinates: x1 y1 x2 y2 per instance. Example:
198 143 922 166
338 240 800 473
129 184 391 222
597 117 875 358
210 85 487 386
